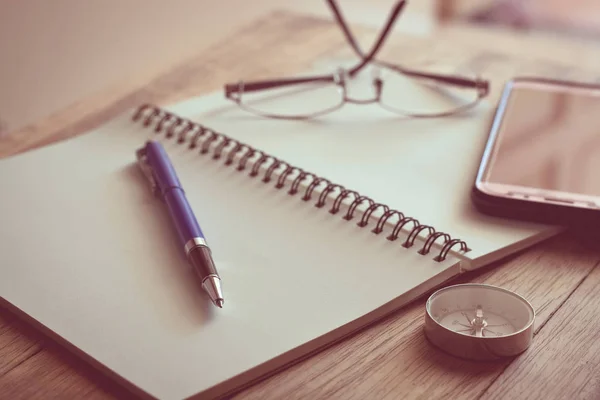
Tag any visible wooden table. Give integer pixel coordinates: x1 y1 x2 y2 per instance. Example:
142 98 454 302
2 11 600 400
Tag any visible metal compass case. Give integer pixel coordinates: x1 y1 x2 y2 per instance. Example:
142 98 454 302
424 284 535 360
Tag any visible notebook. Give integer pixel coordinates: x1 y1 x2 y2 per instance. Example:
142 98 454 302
0 79 560 399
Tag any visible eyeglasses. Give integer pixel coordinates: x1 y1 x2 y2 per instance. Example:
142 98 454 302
224 0 490 120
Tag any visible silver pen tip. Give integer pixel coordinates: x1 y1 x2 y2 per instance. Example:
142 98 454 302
202 275 224 309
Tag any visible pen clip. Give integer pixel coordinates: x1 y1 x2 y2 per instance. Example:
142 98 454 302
136 147 158 196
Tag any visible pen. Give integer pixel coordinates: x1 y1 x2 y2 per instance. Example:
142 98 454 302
136 140 224 308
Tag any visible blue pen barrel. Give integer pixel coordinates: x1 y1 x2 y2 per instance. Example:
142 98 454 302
144 141 205 246
143 140 221 300
164 188 217 279
163 187 205 246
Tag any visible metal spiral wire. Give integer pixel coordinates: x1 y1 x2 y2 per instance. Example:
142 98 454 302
132 104 470 262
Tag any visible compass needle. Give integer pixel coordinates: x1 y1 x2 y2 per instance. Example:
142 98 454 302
461 312 473 325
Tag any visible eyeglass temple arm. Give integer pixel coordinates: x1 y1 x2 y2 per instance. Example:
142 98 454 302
223 0 406 97
328 0 489 92
384 62 490 94
326 0 407 76
325 0 364 60
225 75 335 97
223 0 488 97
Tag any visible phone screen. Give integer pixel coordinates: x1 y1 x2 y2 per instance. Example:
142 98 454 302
477 79 600 201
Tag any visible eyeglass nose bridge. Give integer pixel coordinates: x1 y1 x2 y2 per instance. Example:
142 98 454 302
338 72 384 105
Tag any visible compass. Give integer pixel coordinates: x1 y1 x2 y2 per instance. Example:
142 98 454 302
424 283 535 360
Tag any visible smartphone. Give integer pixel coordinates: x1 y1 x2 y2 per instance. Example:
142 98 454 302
472 77 600 226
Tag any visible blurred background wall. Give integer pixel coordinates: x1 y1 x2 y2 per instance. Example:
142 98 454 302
0 0 436 134
1 0 598 135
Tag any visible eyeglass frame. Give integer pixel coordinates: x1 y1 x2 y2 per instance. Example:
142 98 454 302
224 0 490 119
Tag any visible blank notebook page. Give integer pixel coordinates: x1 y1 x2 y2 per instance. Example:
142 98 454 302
0 112 462 399
168 88 557 267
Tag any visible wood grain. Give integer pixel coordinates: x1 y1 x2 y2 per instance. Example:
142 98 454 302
233 234 599 399
2 10 600 400
481 248 600 400
0 313 41 376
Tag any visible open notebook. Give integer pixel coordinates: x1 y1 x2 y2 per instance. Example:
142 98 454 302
0 87 559 399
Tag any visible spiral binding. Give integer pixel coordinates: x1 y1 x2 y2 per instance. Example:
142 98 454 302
132 104 470 262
